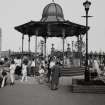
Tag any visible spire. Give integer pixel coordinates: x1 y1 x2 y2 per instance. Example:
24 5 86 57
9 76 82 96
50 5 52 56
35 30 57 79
52 0 55 3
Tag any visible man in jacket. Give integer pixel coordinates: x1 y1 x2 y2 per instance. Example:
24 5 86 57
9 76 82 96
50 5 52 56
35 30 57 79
51 61 61 90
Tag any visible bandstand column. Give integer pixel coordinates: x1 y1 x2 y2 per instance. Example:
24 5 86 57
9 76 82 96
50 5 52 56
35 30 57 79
62 29 65 66
80 34 82 67
77 35 79 53
21 34 24 63
72 41 74 52
41 40 44 56
28 35 31 53
44 37 47 59
78 35 80 66
35 31 38 67
22 34 24 53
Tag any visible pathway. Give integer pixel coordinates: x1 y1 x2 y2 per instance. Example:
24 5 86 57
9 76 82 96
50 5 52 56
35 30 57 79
0 76 105 105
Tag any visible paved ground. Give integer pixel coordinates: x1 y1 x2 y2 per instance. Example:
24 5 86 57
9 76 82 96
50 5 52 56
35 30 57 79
0 76 105 105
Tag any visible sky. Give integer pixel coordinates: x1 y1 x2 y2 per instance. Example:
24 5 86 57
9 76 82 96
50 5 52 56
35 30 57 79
0 0 105 54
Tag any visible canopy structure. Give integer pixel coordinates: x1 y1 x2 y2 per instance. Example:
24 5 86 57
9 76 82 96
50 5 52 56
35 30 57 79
14 2 90 66
15 20 89 37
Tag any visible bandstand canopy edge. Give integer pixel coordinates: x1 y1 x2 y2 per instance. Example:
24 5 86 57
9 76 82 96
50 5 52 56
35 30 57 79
14 20 89 38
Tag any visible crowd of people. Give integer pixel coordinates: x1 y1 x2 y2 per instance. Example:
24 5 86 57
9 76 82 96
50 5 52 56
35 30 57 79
0 56 62 90
0 55 105 89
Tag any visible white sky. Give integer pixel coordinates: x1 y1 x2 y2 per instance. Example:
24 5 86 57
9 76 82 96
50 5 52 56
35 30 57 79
0 0 105 54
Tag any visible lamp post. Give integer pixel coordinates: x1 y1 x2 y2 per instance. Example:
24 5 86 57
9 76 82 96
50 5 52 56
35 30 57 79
41 40 44 57
83 0 91 81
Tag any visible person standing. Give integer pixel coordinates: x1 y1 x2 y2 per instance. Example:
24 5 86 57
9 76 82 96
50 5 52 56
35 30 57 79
15 57 22 79
47 58 55 83
93 58 101 75
38 65 45 84
21 62 28 82
44 61 48 81
31 59 35 76
27 58 32 76
9 60 16 86
50 62 61 90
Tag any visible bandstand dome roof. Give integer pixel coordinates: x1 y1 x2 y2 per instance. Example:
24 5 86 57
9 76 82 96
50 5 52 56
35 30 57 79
15 2 89 37
41 3 65 22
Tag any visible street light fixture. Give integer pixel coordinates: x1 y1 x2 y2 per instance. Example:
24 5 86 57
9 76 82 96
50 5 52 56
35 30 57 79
83 0 91 81
83 0 91 11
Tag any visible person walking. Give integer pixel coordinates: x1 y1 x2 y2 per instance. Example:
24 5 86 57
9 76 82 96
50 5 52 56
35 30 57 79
50 62 61 90
9 60 16 86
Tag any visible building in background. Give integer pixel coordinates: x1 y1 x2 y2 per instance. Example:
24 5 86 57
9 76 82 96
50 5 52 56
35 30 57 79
0 28 2 59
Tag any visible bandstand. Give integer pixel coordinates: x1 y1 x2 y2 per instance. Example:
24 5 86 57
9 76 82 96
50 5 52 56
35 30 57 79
15 1 89 76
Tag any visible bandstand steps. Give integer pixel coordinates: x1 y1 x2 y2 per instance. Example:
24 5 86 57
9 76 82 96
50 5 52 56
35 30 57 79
61 73 84 76
61 67 85 76
62 70 84 73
